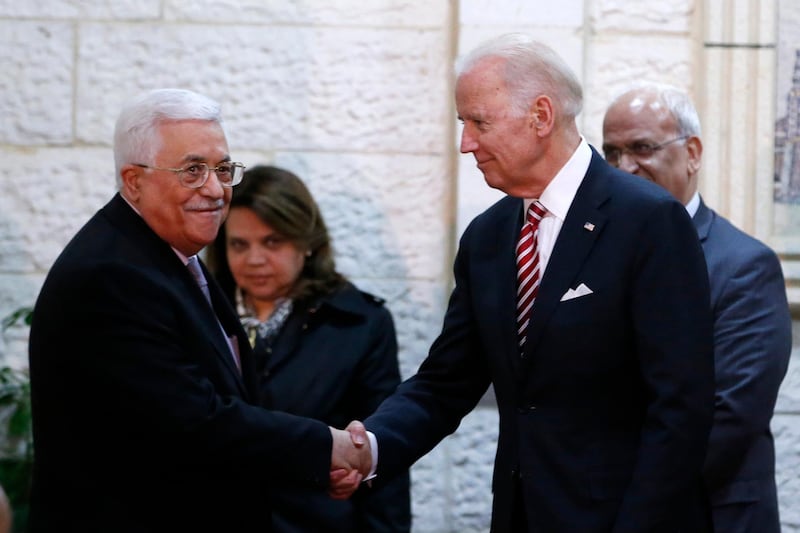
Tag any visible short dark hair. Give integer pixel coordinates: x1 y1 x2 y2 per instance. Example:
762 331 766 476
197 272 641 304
206 165 345 305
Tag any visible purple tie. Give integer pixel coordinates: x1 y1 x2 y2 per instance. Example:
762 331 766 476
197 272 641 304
187 256 240 372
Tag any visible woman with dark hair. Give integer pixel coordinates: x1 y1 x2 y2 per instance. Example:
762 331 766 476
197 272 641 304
207 165 411 533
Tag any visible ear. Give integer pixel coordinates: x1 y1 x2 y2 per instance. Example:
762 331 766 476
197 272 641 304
120 164 143 202
529 95 555 136
685 136 703 176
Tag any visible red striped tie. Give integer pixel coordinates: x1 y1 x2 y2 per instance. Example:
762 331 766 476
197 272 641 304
516 201 547 349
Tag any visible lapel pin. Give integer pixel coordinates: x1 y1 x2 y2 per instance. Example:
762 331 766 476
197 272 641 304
583 222 595 232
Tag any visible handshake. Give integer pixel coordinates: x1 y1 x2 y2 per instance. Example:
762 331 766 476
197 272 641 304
328 420 371 500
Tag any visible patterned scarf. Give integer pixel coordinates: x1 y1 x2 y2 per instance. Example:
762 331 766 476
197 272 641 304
235 287 293 348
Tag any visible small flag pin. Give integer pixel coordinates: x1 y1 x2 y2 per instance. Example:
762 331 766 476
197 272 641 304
583 222 595 232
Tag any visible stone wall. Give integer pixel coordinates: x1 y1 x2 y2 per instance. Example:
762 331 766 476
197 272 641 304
1 1 797 531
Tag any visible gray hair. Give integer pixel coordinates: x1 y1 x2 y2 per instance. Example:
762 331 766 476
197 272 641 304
610 81 702 137
112 88 224 188
455 33 583 119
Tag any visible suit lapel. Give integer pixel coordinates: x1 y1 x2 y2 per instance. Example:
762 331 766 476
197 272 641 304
199 260 253 395
692 198 712 244
499 200 528 362
104 195 251 397
520 155 610 362
462 196 527 385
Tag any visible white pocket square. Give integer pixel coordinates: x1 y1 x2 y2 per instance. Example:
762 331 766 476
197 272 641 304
560 283 594 302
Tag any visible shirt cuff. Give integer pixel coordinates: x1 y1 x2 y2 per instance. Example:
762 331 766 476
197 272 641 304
364 430 378 481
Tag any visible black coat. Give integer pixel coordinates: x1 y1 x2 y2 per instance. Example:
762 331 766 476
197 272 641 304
27 194 333 533
246 283 411 533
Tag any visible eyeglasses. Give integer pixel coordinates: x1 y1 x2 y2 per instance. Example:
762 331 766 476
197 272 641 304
603 136 689 166
134 161 246 189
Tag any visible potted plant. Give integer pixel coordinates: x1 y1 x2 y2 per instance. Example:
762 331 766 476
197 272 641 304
0 307 33 532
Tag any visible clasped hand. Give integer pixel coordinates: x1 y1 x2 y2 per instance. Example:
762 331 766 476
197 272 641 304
328 420 370 500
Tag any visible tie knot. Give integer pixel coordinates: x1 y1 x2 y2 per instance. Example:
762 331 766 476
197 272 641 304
527 201 547 224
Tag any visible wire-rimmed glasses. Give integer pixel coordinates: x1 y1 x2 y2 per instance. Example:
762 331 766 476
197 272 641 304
134 161 246 188
603 136 689 167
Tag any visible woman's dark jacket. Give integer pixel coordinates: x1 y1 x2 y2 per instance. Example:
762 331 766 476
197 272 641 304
236 282 411 532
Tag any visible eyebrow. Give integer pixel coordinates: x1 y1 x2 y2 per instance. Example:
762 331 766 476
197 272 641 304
180 154 232 164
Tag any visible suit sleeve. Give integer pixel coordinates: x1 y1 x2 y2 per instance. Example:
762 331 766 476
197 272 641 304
72 262 332 486
703 246 792 487
614 199 716 531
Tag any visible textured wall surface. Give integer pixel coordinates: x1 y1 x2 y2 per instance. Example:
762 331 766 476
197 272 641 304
1 1 797 531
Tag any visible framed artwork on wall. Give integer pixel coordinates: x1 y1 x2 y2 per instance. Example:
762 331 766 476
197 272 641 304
773 1 800 234
773 0 800 307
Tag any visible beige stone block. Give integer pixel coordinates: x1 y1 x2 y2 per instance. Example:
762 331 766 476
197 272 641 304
591 0 695 33
773 414 800 528
75 24 449 153
583 36 693 146
165 0 449 27
356 279 449 378
449 407 497 532
0 21 73 144
0 273 42 368
777 347 800 413
459 0 583 27
0 0 157 18
407 443 452 532
272 152 451 281
1 147 115 272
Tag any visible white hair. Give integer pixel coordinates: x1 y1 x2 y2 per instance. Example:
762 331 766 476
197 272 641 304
112 88 224 188
455 33 583 119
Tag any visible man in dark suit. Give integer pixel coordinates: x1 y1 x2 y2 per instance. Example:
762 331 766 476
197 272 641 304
27 88 369 533
603 83 792 533
341 34 715 532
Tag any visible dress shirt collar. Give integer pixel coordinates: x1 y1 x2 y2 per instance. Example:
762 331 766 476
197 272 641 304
685 191 700 218
523 137 592 222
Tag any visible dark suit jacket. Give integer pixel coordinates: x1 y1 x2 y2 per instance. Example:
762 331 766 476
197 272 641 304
694 199 791 533
244 284 411 532
366 150 716 532
28 193 333 533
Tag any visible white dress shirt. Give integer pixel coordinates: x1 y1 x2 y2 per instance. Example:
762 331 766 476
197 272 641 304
523 137 592 279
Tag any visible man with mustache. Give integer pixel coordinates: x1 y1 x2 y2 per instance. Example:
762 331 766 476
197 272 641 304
27 88 369 532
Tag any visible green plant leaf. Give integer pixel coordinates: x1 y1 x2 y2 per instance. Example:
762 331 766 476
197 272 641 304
1 306 34 332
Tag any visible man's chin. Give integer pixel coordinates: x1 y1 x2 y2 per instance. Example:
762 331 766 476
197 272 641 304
482 173 504 190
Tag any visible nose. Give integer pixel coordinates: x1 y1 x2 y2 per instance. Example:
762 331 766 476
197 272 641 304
245 247 267 265
460 124 478 154
199 169 226 198
617 152 639 174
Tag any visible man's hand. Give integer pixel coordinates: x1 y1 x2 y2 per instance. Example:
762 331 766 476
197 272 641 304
345 420 369 448
328 425 372 500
